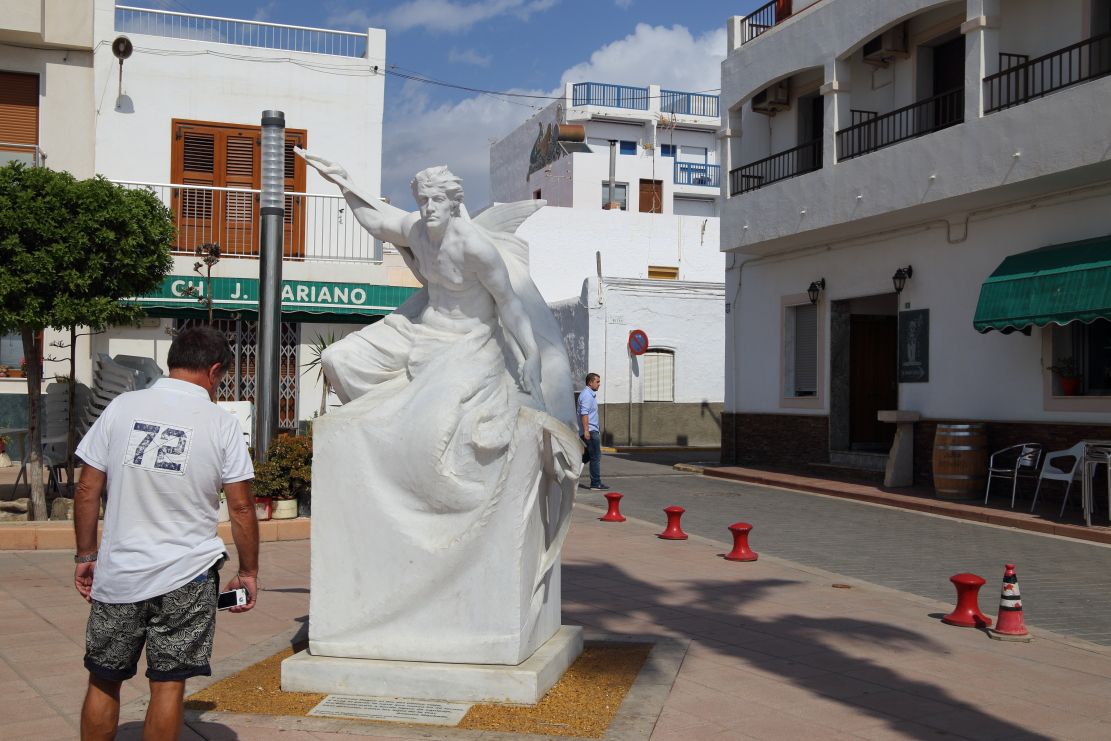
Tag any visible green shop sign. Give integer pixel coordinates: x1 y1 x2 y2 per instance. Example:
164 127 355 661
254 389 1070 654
130 275 418 322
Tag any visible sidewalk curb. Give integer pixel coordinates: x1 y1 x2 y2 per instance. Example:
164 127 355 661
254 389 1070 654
695 466 1111 546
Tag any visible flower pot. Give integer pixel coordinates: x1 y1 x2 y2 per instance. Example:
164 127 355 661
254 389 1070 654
272 498 298 519
6 369 24 378
1058 376 1082 396
217 498 229 523
255 497 272 521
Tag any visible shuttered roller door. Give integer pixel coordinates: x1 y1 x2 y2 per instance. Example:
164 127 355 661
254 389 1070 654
0 72 39 154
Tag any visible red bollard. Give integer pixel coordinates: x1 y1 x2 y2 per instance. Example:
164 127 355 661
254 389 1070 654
941 573 993 628
657 506 688 540
599 492 626 522
724 522 758 561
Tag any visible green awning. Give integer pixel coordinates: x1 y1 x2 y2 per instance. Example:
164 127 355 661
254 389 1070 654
128 275 418 324
973 236 1111 334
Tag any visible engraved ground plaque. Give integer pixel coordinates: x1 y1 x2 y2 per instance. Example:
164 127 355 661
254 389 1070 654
308 695 472 725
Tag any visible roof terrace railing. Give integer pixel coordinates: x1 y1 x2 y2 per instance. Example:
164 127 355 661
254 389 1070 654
984 32 1111 114
571 82 649 111
114 5 369 58
660 90 720 118
740 1 778 45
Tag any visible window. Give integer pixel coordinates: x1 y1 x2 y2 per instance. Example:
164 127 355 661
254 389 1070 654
642 349 675 402
619 140 637 155
602 181 628 210
1050 319 1111 396
171 119 307 258
0 332 22 368
660 144 676 157
0 71 39 166
678 144 708 164
648 266 679 280
785 303 818 397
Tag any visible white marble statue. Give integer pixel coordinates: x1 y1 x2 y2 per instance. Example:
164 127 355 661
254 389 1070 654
296 149 582 665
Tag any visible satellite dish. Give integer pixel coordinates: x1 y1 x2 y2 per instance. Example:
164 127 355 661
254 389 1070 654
112 36 133 61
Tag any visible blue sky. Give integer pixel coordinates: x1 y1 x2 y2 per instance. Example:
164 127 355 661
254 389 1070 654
128 0 765 204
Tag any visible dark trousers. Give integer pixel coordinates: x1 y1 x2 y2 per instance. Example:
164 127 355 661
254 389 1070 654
586 433 602 486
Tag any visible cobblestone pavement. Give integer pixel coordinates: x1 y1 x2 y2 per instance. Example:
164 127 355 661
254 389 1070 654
585 452 1111 645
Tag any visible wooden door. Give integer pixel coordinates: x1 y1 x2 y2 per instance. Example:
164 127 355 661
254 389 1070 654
849 315 898 448
282 131 307 259
638 179 662 213
221 130 259 256
775 0 792 23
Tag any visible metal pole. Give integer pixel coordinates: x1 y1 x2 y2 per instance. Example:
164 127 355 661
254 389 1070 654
606 139 618 209
256 110 285 460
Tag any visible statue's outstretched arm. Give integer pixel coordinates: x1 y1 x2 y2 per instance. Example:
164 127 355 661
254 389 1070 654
296 147 415 246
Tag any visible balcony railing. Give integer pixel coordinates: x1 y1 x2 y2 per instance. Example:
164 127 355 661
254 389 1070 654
114 5 368 57
674 162 720 188
571 82 649 111
729 138 822 195
0 143 44 167
660 90 720 118
113 182 381 263
984 32 1111 114
836 87 963 161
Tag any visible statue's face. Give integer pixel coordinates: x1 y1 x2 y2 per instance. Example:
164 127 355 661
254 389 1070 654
416 184 455 228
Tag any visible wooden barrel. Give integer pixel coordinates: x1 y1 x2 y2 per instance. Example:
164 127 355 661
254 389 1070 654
932 423 988 499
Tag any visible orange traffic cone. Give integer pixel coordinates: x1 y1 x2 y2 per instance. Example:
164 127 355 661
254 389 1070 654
988 563 1031 642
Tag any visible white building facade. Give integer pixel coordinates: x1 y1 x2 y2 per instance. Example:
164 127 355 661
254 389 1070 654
720 0 1111 479
1 1 420 436
492 82 726 446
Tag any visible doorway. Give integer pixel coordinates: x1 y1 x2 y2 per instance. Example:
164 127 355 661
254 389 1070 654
829 294 899 453
796 91 824 169
638 179 662 213
849 315 897 449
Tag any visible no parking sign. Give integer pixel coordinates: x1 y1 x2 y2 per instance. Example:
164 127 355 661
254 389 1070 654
627 329 649 356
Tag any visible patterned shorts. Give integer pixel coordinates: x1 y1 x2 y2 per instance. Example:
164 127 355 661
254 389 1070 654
84 565 220 682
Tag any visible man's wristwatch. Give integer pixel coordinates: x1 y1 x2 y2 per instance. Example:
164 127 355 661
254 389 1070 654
74 552 98 564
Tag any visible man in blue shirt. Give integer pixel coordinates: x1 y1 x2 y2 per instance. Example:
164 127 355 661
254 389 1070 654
578 373 606 489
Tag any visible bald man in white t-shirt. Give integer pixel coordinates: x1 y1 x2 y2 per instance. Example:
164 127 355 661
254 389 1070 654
73 326 258 741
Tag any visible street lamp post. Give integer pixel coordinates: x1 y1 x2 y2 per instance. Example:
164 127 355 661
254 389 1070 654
256 110 285 460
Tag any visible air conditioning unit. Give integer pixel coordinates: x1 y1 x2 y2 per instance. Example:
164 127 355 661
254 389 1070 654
863 23 908 67
751 80 790 115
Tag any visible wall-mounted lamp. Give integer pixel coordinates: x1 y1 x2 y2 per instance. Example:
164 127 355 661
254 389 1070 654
892 265 913 294
807 278 825 304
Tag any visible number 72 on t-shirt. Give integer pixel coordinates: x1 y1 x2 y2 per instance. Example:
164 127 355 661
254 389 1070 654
123 420 194 476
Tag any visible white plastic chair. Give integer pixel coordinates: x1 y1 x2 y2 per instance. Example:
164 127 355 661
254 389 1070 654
984 444 1043 509
1030 443 1086 516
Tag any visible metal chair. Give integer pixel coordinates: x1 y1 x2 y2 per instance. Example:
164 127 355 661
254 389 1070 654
984 443 1043 508
1030 443 1086 516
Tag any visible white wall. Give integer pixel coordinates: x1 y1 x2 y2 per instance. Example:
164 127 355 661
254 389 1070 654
489 100 562 205
518 206 722 302
580 277 724 406
91 0 385 195
728 188 1111 423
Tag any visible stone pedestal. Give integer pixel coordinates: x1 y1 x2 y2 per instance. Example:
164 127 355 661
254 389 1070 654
879 410 920 487
282 625 582 704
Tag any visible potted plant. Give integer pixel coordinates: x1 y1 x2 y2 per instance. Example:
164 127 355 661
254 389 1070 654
7 358 24 378
1047 357 1082 396
253 433 312 519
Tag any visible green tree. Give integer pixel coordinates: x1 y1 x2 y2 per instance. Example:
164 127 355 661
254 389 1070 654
0 163 174 520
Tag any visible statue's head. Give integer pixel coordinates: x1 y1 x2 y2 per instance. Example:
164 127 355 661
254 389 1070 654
411 166 464 223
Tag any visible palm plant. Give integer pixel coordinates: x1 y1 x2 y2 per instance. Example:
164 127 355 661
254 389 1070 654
302 332 338 416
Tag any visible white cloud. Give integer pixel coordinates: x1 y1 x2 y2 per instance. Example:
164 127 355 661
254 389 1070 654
328 0 558 35
448 48 493 67
615 0 633 8
381 24 725 208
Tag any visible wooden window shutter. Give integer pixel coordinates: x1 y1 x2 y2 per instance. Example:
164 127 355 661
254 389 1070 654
283 130 307 258
0 72 40 147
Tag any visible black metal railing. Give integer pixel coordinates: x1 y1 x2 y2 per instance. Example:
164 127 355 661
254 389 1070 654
729 138 822 195
836 87 963 161
740 0 777 45
984 32 1111 113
